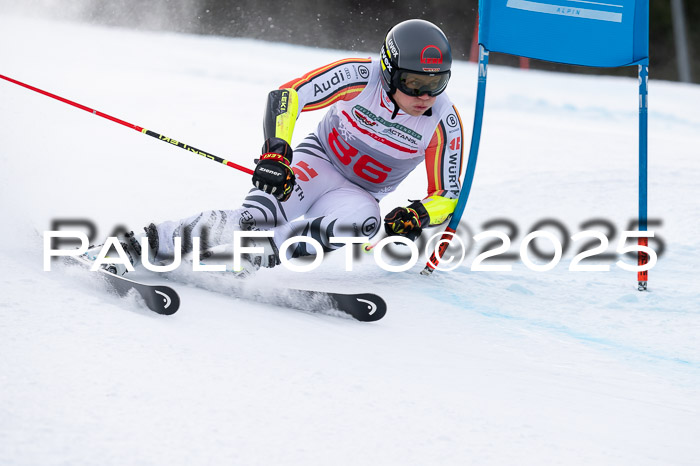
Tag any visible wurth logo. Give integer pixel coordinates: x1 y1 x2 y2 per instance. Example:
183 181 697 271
420 45 443 64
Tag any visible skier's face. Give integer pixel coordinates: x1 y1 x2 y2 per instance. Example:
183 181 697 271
392 89 437 116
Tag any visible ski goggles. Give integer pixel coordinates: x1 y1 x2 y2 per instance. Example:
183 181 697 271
393 70 451 97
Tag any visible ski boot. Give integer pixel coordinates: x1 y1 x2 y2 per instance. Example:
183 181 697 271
83 223 160 276
214 232 280 278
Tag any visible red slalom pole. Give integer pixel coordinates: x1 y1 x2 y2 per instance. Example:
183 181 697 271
0 73 254 175
469 14 480 63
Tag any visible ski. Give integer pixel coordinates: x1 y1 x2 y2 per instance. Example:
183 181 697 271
65 256 180 315
64 255 381 320
95 268 180 315
162 268 386 322
273 289 386 322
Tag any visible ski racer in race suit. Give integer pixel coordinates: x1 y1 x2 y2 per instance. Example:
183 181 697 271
150 19 464 270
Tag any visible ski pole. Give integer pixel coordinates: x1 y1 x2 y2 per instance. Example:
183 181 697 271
0 73 254 175
363 239 380 252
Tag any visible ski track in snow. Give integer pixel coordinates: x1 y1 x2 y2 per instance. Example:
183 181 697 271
1 14 700 466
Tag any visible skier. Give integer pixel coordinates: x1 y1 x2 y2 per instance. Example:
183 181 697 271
104 19 464 275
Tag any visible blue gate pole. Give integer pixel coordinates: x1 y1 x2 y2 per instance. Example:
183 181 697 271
637 64 649 290
422 45 490 275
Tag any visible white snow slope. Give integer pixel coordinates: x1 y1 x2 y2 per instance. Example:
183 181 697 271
1 14 700 466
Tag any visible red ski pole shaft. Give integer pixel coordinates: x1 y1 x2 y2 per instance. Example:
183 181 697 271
0 73 254 175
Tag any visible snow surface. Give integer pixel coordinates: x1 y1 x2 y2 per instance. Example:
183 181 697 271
1 14 700 466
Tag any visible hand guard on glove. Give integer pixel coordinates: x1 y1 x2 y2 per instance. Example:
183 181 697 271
252 137 296 202
383 201 430 241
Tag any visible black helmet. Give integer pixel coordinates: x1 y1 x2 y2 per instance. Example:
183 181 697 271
379 19 452 97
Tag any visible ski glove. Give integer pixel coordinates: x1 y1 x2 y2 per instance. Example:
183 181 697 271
384 201 430 241
253 137 296 202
